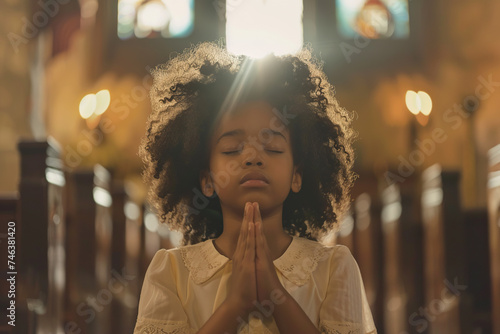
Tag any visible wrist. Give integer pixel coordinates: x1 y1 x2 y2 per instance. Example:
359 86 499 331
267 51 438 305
224 297 252 315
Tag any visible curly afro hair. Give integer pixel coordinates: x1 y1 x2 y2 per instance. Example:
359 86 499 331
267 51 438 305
139 40 358 246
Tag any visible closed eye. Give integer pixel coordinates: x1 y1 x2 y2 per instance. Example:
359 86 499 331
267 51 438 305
222 150 284 155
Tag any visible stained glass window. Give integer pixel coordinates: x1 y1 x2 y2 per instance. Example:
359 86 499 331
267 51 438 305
336 0 409 39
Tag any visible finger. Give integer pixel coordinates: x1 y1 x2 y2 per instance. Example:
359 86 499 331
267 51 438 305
255 221 262 259
253 203 263 239
247 220 255 263
253 202 262 225
235 202 250 260
244 205 254 259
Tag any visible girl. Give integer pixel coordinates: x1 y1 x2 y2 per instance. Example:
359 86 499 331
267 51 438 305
134 41 376 334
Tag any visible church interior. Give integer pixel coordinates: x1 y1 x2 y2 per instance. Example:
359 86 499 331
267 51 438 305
1 0 499 333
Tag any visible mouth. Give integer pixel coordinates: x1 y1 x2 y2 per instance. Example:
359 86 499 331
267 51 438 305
240 172 269 184
240 179 269 187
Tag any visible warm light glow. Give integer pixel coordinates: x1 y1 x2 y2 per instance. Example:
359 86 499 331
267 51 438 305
406 90 432 116
79 94 97 119
336 0 409 39
405 90 420 115
95 90 111 115
226 0 303 58
137 2 170 31
144 212 159 232
118 0 193 39
79 90 111 120
93 187 112 207
418 91 432 116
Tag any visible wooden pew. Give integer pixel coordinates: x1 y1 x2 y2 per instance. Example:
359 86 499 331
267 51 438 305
17 139 66 334
421 164 465 334
0 193 19 333
110 181 144 333
65 165 113 334
380 183 407 334
353 191 384 333
487 143 500 334
349 170 385 331
462 208 491 333
378 171 424 334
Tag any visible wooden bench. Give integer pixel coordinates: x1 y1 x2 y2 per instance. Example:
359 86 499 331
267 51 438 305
487 143 500 334
351 171 385 332
110 180 145 333
17 138 66 334
421 164 465 334
0 193 19 333
462 208 492 333
380 181 416 334
65 165 113 333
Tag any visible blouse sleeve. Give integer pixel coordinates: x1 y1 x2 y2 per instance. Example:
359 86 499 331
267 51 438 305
133 249 195 334
318 245 377 334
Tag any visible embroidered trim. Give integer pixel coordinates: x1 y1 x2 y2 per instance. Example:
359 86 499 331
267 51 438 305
318 320 364 334
134 318 194 334
179 240 229 284
273 237 333 286
180 237 332 286
238 318 275 334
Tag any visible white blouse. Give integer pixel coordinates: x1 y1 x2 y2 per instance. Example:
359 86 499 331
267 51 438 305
133 235 377 334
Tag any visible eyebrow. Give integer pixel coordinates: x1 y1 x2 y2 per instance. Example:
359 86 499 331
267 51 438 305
216 129 287 144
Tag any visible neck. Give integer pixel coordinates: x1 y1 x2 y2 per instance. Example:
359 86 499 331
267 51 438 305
213 204 292 261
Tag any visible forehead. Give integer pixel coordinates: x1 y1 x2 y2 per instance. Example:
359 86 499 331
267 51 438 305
212 100 289 144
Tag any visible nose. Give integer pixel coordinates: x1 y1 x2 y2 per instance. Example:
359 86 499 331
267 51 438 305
242 146 264 166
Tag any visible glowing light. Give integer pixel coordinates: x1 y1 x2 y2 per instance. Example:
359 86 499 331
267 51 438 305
79 94 97 119
355 0 395 39
145 212 159 232
405 90 420 115
137 2 170 31
95 90 110 115
226 0 303 58
339 214 354 237
124 201 140 220
93 187 112 207
406 90 432 116
118 0 193 39
163 0 192 36
418 91 432 116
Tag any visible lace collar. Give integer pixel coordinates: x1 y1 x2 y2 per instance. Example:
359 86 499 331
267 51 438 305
179 236 333 286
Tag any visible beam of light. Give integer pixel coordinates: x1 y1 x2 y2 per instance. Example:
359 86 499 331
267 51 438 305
213 57 256 132
226 0 303 58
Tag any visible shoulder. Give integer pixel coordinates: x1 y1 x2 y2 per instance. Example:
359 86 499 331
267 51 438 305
143 242 208 287
153 239 230 285
294 237 354 264
294 238 359 276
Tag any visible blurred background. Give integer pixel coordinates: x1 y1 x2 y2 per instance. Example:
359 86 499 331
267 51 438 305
0 0 499 333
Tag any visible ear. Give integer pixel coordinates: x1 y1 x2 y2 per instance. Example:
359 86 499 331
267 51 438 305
291 164 302 193
200 170 215 197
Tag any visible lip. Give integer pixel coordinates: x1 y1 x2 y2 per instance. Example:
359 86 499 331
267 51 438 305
240 180 269 187
240 171 269 184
